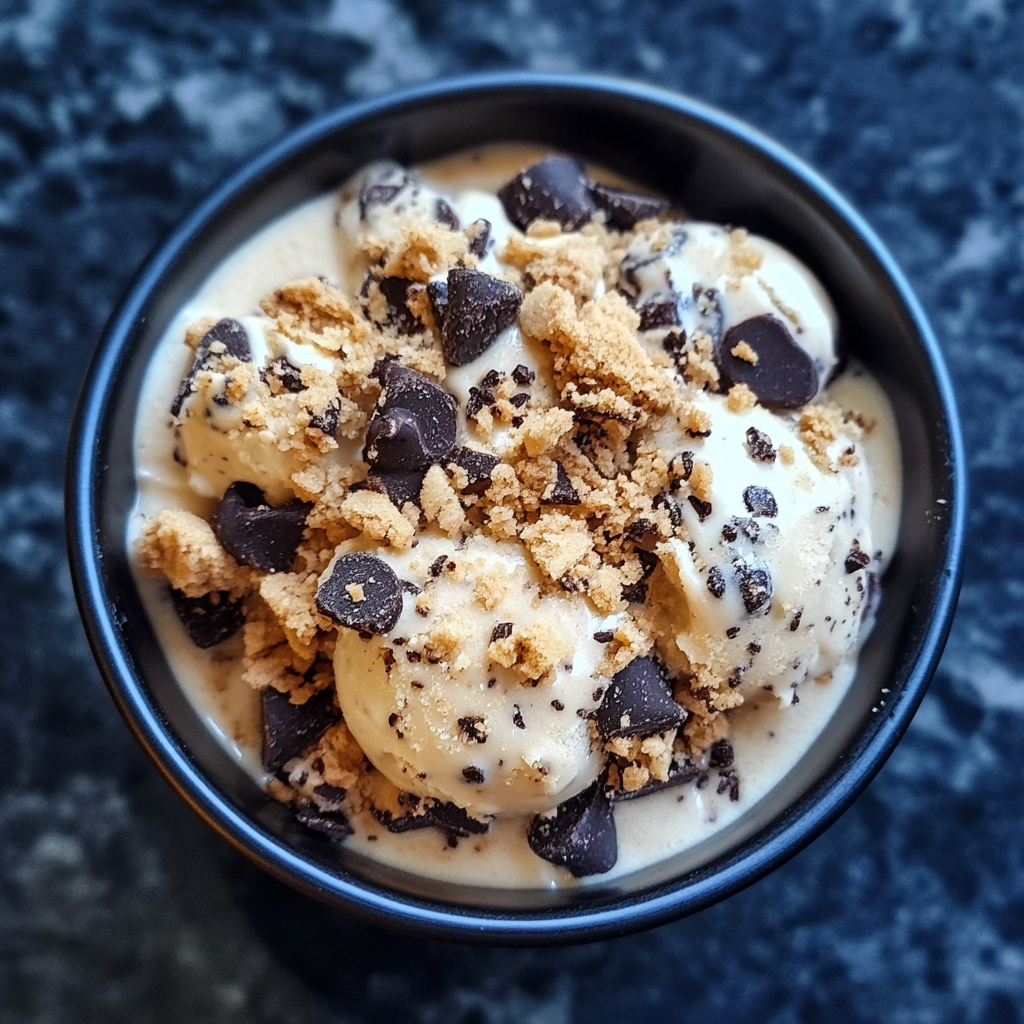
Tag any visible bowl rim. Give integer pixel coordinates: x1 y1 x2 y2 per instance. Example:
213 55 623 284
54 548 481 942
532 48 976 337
66 71 965 945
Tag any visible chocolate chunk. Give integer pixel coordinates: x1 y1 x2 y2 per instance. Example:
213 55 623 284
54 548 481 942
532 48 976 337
687 495 713 522
450 446 501 494
171 318 251 416
708 739 734 769
466 217 491 257
511 364 536 386
436 268 523 367
316 553 403 635
491 621 513 642
365 361 457 470
373 798 489 842
715 314 818 409
262 686 340 772
595 656 687 740
707 566 726 599
465 386 494 420
745 426 776 463
458 716 487 743
168 588 244 649
358 160 410 219
213 481 311 573
527 779 617 877
462 766 485 784
593 631 615 643
435 197 459 230
542 462 581 505
845 548 871 573
590 183 670 230
498 155 596 231
295 805 353 841
607 759 702 803
367 465 428 509
743 485 778 518
376 276 425 335
734 558 773 614
637 296 680 331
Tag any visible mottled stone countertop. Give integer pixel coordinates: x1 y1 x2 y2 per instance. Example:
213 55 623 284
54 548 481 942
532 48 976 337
2 1 1022 1021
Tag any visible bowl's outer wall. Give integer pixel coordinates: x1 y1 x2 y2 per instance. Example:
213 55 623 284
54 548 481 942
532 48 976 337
67 75 965 945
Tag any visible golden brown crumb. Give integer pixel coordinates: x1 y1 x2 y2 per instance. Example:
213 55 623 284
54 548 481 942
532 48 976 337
520 513 593 582
259 572 332 665
346 583 365 602
338 490 415 549
517 407 575 457
362 219 469 282
730 340 759 365
184 316 218 351
778 444 795 466
420 465 466 537
727 382 758 412
501 231 606 303
487 623 572 684
689 461 713 502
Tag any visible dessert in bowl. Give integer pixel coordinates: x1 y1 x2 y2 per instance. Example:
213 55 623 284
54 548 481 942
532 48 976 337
67 75 964 942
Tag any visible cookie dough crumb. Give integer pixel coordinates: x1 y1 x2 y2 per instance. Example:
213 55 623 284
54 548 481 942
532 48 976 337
420 464 466 537
260 277 370 362
184 316 218 351
363 220 469 282
689 461 713 502
259 572 332 664
727 382 757 412
138 509 248 598
473 564 512 611
346 583 365 602
487 623 573 684
501 231 606 303
778 444 795 466
730 340 759 365
425 615 474 676
339 490 415 549
520 513 593 582
518 407 575 457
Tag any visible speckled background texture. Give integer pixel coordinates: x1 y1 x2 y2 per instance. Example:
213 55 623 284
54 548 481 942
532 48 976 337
2 0 1022 1020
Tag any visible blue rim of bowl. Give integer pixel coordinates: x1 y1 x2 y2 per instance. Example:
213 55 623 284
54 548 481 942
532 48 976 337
66 72 966 945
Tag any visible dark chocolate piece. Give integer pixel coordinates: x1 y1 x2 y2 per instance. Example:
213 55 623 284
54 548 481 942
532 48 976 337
213 481 312 573
637 296 680 331
743 485 778 518
458 716 488 743
313 782 347 807
262 686 340 772
426 279 449 323
168 588 244 649
527 779 617 877
590 183 671 230
462 766 485 784
437 268 523 367
367 465 428 509
295 805 354 841
593 631 614 643
542 462 581 505
315 553 403 635
734 558 773 614
708 739 735 769
466 217 491 257
511 364 536 386
171 318 251 416
435 197 459 230
376 276 425 335
358 160 410 219
373 797 489 842
687 495 713 522
491 621 514 642
450 446 501 494
715 314 818 409
707 566 726 599
745 426 776 463
607 759 702 803
595 655 687 740
498 156 596 231
845 548 871 573
364 361 457 470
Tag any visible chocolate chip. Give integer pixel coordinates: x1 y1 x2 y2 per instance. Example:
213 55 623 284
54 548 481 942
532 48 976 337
365 361 457 470
745 426 776 463
607 759 702 803
734 558 773 614
213 481 311 573
708 739 734 769
595 656 687 740
367 465 428 509
436 268 523 367
358 161 410 219
373 798 489 841
593 631 614 643
527 779 617 877
707 566 726 598
726 625 740 639
168 588 244 649
466 217 491 256
845 548 871 573
465 386 494 420
637 296 680 330
450 446 501 494
551 699 565 711
590 183 670 230
687 495 713 522
491 621 514 642
458 716 487 743
462 766 485 784
315 553 403 635
510 392 530 408
542 462 581 505
262 686 340 772
375 276 425 335
295 805 353 841
512 705 525 730
743 485 778 518
498 156 595 231
171 318 251 416
511 363 536 386
715 314 818 408
435 197 459 230
480 369 503 388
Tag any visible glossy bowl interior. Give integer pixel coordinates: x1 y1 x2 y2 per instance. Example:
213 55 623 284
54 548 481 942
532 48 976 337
67 74 964 944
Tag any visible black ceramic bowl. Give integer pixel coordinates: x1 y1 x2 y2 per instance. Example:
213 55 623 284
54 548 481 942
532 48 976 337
66 73 964 945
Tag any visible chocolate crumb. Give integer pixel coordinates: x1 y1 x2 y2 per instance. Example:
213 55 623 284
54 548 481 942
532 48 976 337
687 495 713 522
429 555 448 578
512 705 525 730
593 631 615 643
707 566 726 599
551 700 565 711
709 740 734 769
458 716 487 744
491 621 514 642
462 766 485 784
745 426 776 463
743 485 778 518
726 625 740 639
512 364 536 386
169 588 244 649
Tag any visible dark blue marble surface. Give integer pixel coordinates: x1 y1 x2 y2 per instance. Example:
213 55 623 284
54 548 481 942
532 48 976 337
2 1 1023 1020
